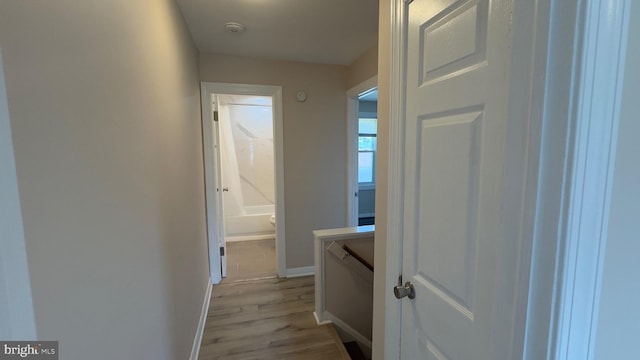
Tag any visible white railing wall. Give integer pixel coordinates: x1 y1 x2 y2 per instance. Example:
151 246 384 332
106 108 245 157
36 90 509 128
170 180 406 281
314 225 375 356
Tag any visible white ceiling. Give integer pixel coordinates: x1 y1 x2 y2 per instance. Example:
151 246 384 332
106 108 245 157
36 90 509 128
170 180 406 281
359 88 378 102
176 0 379 66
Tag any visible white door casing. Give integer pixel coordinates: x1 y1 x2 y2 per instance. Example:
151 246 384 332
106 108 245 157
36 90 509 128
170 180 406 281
201 82 286 283
399 0 520 359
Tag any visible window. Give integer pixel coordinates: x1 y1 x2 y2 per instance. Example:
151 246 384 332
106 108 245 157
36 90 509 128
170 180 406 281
358 118 377 184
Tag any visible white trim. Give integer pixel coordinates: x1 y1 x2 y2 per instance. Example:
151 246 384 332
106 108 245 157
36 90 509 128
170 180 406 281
200 82 287 282
189 281 212 360
224 234 275 243
346 76 378 227
321 310 373 354
512 0 631 358
285 266 315 278
381 1 407 359
501 0 554 357
549 1 630 359
313 311 332 326
314 226 376 328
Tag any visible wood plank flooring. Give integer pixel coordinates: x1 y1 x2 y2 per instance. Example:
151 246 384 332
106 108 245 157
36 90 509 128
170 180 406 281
198 276 350 360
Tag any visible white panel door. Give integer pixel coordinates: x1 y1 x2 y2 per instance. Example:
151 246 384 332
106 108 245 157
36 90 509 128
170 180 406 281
400 0 516 359
212 96 227 278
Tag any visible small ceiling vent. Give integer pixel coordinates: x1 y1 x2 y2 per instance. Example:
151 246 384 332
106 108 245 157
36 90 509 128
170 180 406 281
225 22 246 33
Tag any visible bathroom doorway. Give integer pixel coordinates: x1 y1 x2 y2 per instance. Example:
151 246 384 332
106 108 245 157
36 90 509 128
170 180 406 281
201 83 286 284
218 93 276 281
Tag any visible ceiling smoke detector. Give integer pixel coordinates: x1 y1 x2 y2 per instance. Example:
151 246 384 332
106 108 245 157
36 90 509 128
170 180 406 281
225 22 246 33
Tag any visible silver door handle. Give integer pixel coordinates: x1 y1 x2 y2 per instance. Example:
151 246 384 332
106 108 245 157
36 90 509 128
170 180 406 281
394 282 415 299
222 188 229 192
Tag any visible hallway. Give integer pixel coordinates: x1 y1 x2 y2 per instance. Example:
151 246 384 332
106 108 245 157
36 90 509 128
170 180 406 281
198 276 349 359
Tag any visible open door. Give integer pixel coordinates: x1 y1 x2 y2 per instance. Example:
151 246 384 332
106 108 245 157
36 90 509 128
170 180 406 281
211 95 227 278
201 90 226 283
394 0 525 358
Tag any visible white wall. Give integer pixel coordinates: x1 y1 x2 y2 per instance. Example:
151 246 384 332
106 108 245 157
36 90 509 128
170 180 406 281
594 3 640 358
0 1 209 359
0 46 37 341
347 45 379 90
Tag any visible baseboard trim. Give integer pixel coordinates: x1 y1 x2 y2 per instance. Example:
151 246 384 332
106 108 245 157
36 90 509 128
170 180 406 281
189 280 212 360
313 311 332 326
321 310 372 354
285 266 315 278
225 234 275 242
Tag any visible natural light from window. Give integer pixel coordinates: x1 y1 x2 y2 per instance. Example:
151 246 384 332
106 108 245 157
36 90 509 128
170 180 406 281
358 118 377 184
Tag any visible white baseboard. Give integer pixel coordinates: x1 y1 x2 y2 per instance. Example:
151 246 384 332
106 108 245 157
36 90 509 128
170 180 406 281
321 310 372 354
313 311 332 326
225 234 275 242
189 280 212 360
285 266 315 278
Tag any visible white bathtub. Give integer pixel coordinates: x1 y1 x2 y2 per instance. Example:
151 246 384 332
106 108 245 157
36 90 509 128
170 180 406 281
224 205 275 238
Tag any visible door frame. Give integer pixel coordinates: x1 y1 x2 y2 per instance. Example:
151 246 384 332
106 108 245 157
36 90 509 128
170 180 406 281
383 0 630 358
346 76 378 227
200 82 286 283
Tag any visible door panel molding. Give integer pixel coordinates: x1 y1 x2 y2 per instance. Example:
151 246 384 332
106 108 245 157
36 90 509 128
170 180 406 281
383 0 631 359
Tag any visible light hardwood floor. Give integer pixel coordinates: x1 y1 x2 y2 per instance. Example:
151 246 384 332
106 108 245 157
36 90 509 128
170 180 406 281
198 276 350 360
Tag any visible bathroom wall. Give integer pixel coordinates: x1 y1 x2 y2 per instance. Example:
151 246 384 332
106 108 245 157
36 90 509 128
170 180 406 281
218 94 276 237
221 95 275 207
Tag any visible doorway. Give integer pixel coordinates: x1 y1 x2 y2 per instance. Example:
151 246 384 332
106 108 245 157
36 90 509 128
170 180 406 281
201 82 286 284
347 76 378 227
217 94 277 281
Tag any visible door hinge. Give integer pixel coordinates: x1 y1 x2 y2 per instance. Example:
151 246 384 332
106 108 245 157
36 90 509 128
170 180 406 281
213 110 219 122
355 192 358 197
220 247 225 256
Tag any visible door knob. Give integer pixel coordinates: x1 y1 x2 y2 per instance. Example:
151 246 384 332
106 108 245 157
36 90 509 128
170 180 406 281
394 282 416 299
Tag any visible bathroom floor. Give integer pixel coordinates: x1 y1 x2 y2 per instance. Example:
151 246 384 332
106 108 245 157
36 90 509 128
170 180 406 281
224 239 277 282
